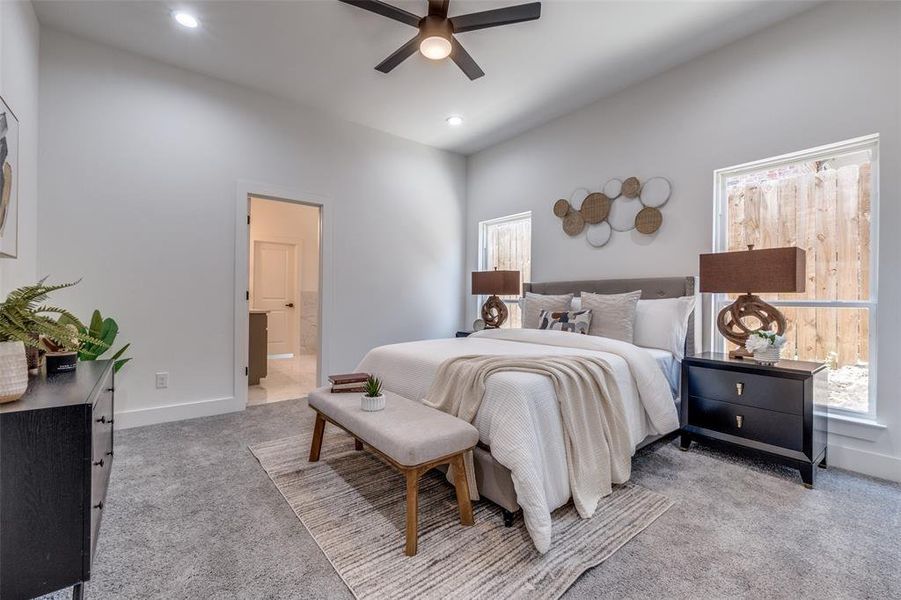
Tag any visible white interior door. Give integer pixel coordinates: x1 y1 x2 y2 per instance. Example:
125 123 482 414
252 241 298 357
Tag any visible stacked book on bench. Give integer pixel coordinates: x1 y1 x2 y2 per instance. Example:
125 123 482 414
328 372 370 393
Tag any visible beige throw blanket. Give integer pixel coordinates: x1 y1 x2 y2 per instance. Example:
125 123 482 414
423 354 632 518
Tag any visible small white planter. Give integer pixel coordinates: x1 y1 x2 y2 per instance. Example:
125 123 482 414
0 341 29 404
361 394 386 412
752 346 782 365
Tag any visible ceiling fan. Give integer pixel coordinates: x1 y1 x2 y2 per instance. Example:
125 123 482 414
338 0 541 80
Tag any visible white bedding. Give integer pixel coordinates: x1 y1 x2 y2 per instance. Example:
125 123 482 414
356 328 680 552
643 347 680 397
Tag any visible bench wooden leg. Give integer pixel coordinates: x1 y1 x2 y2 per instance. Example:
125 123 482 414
450 454 474 526
355 438 364 451
405 468 420 556
309 413 326 462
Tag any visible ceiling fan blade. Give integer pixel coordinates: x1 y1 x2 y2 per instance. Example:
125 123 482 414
449 37 484 80
375 35 422 73
338 0 421 28
449 2 541 33
428 0 450 17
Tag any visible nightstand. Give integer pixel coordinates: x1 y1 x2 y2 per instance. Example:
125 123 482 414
680 353 828 488
455 331 473 338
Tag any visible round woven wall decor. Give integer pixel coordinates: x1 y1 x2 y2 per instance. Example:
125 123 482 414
563 211 586 236
622 177 641 199
635 206 663 234
580 193 611 224
553 199 571 217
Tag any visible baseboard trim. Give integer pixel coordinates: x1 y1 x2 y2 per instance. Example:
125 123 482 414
115 396 244 430
827 443 901 483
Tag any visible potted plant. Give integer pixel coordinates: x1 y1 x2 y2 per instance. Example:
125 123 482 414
0 280 102 401
745 330 786 365
361 375 385 412
57 309 131 373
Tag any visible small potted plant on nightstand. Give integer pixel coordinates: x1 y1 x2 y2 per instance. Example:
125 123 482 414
745 330 786 365
361 375 385 412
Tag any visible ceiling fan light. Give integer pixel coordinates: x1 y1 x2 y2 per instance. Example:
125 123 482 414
420 36 452 60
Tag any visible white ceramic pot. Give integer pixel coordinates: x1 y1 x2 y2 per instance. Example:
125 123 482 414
0 341 29 403
361 394 386 412
752 346 782 365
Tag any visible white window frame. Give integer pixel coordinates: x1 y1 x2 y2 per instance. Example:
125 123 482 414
477 211 532 325
712 134 879 421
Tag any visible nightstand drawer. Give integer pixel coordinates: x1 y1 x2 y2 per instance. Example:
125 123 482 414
687 366 802 414
687 396 802 451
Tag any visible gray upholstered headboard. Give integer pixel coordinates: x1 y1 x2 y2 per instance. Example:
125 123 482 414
523 276 697 357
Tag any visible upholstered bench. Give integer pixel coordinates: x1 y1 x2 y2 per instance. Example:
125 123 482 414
307 387 479 556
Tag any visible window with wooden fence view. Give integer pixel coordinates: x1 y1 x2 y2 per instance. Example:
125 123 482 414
479 213 531 328
717 138 877 415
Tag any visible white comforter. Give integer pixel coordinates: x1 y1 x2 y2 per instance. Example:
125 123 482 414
355 328 680 552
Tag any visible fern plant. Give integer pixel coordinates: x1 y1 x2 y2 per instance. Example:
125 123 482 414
0 280 103 352
363 375 382 398
57 309 131 372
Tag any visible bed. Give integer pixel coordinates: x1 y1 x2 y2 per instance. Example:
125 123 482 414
356 276 696 552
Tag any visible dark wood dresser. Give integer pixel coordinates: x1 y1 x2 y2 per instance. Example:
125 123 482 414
680 353 828 487
0 360 115 600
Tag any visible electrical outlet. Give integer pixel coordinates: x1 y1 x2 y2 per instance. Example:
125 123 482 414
155 371 169 389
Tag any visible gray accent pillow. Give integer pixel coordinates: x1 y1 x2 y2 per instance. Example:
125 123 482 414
579 290 642 343
522 293 574 329
538 309 593 334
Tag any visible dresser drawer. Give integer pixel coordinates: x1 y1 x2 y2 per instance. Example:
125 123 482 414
686 395 802 451
90 373 114 563
687 366 802 414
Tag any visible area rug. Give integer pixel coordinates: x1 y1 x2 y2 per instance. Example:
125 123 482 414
249 429 673 600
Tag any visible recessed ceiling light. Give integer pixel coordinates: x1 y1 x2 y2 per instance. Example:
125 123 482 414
446 115 463 127
173 11 199 29
420 36 452 60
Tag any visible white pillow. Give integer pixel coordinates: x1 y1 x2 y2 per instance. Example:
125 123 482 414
580 290 642 343
633 296 696 360
522 293 573 329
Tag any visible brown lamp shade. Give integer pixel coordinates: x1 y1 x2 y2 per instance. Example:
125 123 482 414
472 270 521 296
700 247 806 294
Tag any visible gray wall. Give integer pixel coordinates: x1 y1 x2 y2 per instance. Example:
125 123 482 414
465 2 901 480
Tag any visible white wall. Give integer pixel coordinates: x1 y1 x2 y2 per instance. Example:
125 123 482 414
38 29 466 427
0 0 39 293
466 2 901 481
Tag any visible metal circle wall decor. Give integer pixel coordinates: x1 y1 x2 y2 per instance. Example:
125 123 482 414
602 178 623 199
639 176 672 208
553 175 671 246
586 221 613 248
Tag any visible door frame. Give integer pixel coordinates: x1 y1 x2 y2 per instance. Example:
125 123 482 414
234 180 332 410
251 238 301 358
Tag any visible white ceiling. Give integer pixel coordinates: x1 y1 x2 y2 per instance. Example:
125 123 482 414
33 0 815 155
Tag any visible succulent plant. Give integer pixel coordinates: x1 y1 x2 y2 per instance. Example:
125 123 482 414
363 375 382 398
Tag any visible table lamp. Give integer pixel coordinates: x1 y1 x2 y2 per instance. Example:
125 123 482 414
472 270 521 328
700 245 806 358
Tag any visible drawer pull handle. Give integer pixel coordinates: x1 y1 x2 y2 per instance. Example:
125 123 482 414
735 382 745 396
105 451 113 457
93 459 104 467
105 387 114 392
93 501 103 510
736 415 744 429
96 416 107 424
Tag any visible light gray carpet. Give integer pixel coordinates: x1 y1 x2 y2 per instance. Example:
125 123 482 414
47 397 900 599
249 431 671 600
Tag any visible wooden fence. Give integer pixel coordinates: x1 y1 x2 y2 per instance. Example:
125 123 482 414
726 162 871 367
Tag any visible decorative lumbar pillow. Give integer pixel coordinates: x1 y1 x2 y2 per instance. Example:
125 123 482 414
579 290 642 343
538 309 593 334
633 296 696 360
522 293 574 329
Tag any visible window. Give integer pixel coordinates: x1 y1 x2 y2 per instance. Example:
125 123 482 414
478 212 532 328
714 135 878 417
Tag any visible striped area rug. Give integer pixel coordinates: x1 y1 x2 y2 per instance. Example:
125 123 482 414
250 431 672 600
